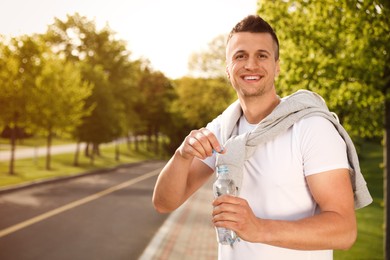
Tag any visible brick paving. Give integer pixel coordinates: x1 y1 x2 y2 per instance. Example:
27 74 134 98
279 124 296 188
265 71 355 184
139 181 218 260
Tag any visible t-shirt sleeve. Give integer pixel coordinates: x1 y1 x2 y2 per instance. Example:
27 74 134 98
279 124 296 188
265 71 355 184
294 116 350 176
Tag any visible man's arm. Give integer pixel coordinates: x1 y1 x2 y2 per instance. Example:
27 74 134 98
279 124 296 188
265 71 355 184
153 128 223 213
212 168 357 250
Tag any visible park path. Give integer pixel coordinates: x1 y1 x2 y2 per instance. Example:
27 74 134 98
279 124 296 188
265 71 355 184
0 143 87 162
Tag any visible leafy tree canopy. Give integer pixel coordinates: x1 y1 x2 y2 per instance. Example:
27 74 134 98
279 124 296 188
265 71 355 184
259 0 389 140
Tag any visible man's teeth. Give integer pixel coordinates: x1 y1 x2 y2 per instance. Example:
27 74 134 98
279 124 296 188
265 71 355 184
244 76 260 80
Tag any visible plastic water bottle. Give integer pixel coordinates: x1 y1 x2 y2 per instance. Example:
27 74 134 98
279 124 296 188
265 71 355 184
213 165 238 246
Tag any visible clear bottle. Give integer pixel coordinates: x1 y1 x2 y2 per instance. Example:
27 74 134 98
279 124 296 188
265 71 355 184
213 165 238 246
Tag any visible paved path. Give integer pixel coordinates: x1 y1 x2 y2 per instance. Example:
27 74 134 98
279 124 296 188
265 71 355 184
139 180 218 260
0 143 87 161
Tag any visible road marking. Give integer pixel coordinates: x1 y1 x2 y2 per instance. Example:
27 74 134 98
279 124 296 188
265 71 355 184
0 168 161 238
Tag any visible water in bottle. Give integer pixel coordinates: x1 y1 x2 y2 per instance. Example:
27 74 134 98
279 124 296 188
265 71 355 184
213 165 238 246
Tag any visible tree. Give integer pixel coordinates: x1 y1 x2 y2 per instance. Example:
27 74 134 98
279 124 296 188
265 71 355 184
188 34 227 78
134 66 175 154
258 0 389 258
44 13 140 160
30 56 92 170
73 62 118 164
0 40 23 175
0 35 44 175
167 76 235 151
185 35 237 127
172 35 237 152
172 77 235 128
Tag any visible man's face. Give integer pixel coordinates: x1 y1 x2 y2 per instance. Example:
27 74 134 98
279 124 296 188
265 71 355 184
225 32 280 98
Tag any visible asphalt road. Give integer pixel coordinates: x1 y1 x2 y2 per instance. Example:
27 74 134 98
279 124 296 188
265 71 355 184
0 160 168 260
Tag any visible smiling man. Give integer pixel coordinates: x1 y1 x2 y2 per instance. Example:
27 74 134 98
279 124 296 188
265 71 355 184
152 15 371 260
225 29 280 124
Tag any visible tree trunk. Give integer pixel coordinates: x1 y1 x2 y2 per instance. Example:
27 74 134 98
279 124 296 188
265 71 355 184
94 143 100 157
73 142 80 166
127 133 131 151
385 98 390 260
45 130 52 170
85 142 90 157
154 127 159 155
384 52 390 260
135 135 139 152
115 139 120 161
90 145 94 166
9 125 16 175
147 127 152 152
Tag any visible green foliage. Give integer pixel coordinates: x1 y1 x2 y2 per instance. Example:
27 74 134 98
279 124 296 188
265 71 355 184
259 0 389 140
31 57 92 136
0 41 23 127
0 12 179 160
137 69 173 125
0 35 44 130
0 34 48 173
132 66 176 154
44 13 141 145
160 76 235 152
188 34 228 78
171 77 236 128
74 63 119 144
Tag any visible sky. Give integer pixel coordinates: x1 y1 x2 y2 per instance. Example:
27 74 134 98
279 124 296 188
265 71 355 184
0 0 258 79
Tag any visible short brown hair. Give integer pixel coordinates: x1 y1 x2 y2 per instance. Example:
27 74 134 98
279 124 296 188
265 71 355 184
228 15 279 60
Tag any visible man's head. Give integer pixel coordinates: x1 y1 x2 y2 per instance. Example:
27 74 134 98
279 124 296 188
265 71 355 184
227 15 279 61
225 15 280 100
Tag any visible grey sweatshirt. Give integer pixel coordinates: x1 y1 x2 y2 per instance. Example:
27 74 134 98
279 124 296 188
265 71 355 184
216 89 372 209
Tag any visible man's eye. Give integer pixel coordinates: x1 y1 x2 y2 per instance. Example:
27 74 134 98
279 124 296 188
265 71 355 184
235 54 246 60
259 54 268 59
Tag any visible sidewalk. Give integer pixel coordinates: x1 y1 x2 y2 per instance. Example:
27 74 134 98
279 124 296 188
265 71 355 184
0 140 126 161
0 143 87 161
139 181 218 260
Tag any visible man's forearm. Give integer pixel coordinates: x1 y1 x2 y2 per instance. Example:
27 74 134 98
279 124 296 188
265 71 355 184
153 128 220 213
152 150 194 213
255 211 357 250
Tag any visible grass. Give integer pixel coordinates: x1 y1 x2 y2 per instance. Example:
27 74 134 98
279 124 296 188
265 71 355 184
334 141 384 259
0 141 165 188
0 139 385 259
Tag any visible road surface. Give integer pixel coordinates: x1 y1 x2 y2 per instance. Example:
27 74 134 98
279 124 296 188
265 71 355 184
0 160 168 260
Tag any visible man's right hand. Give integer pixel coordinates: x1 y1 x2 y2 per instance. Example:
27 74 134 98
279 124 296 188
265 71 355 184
153 128 220 213
177 127 225 160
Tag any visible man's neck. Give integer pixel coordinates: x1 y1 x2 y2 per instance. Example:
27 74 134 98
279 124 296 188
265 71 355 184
239 92 280 124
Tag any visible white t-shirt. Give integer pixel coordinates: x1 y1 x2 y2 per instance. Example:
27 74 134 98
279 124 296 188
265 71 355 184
203 114 350 260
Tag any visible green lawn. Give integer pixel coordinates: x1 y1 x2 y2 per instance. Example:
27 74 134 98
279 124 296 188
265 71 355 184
334 141 384 259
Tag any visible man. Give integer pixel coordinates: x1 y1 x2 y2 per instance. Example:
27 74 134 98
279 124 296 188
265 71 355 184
153 15 367 259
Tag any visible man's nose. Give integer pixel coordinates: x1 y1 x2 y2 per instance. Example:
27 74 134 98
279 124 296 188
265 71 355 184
244 56 260 70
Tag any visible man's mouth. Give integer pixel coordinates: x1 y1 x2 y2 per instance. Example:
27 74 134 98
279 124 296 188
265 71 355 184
243 75 261 81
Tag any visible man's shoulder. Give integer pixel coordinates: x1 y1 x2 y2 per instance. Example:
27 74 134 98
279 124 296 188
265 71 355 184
295 115 335 129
